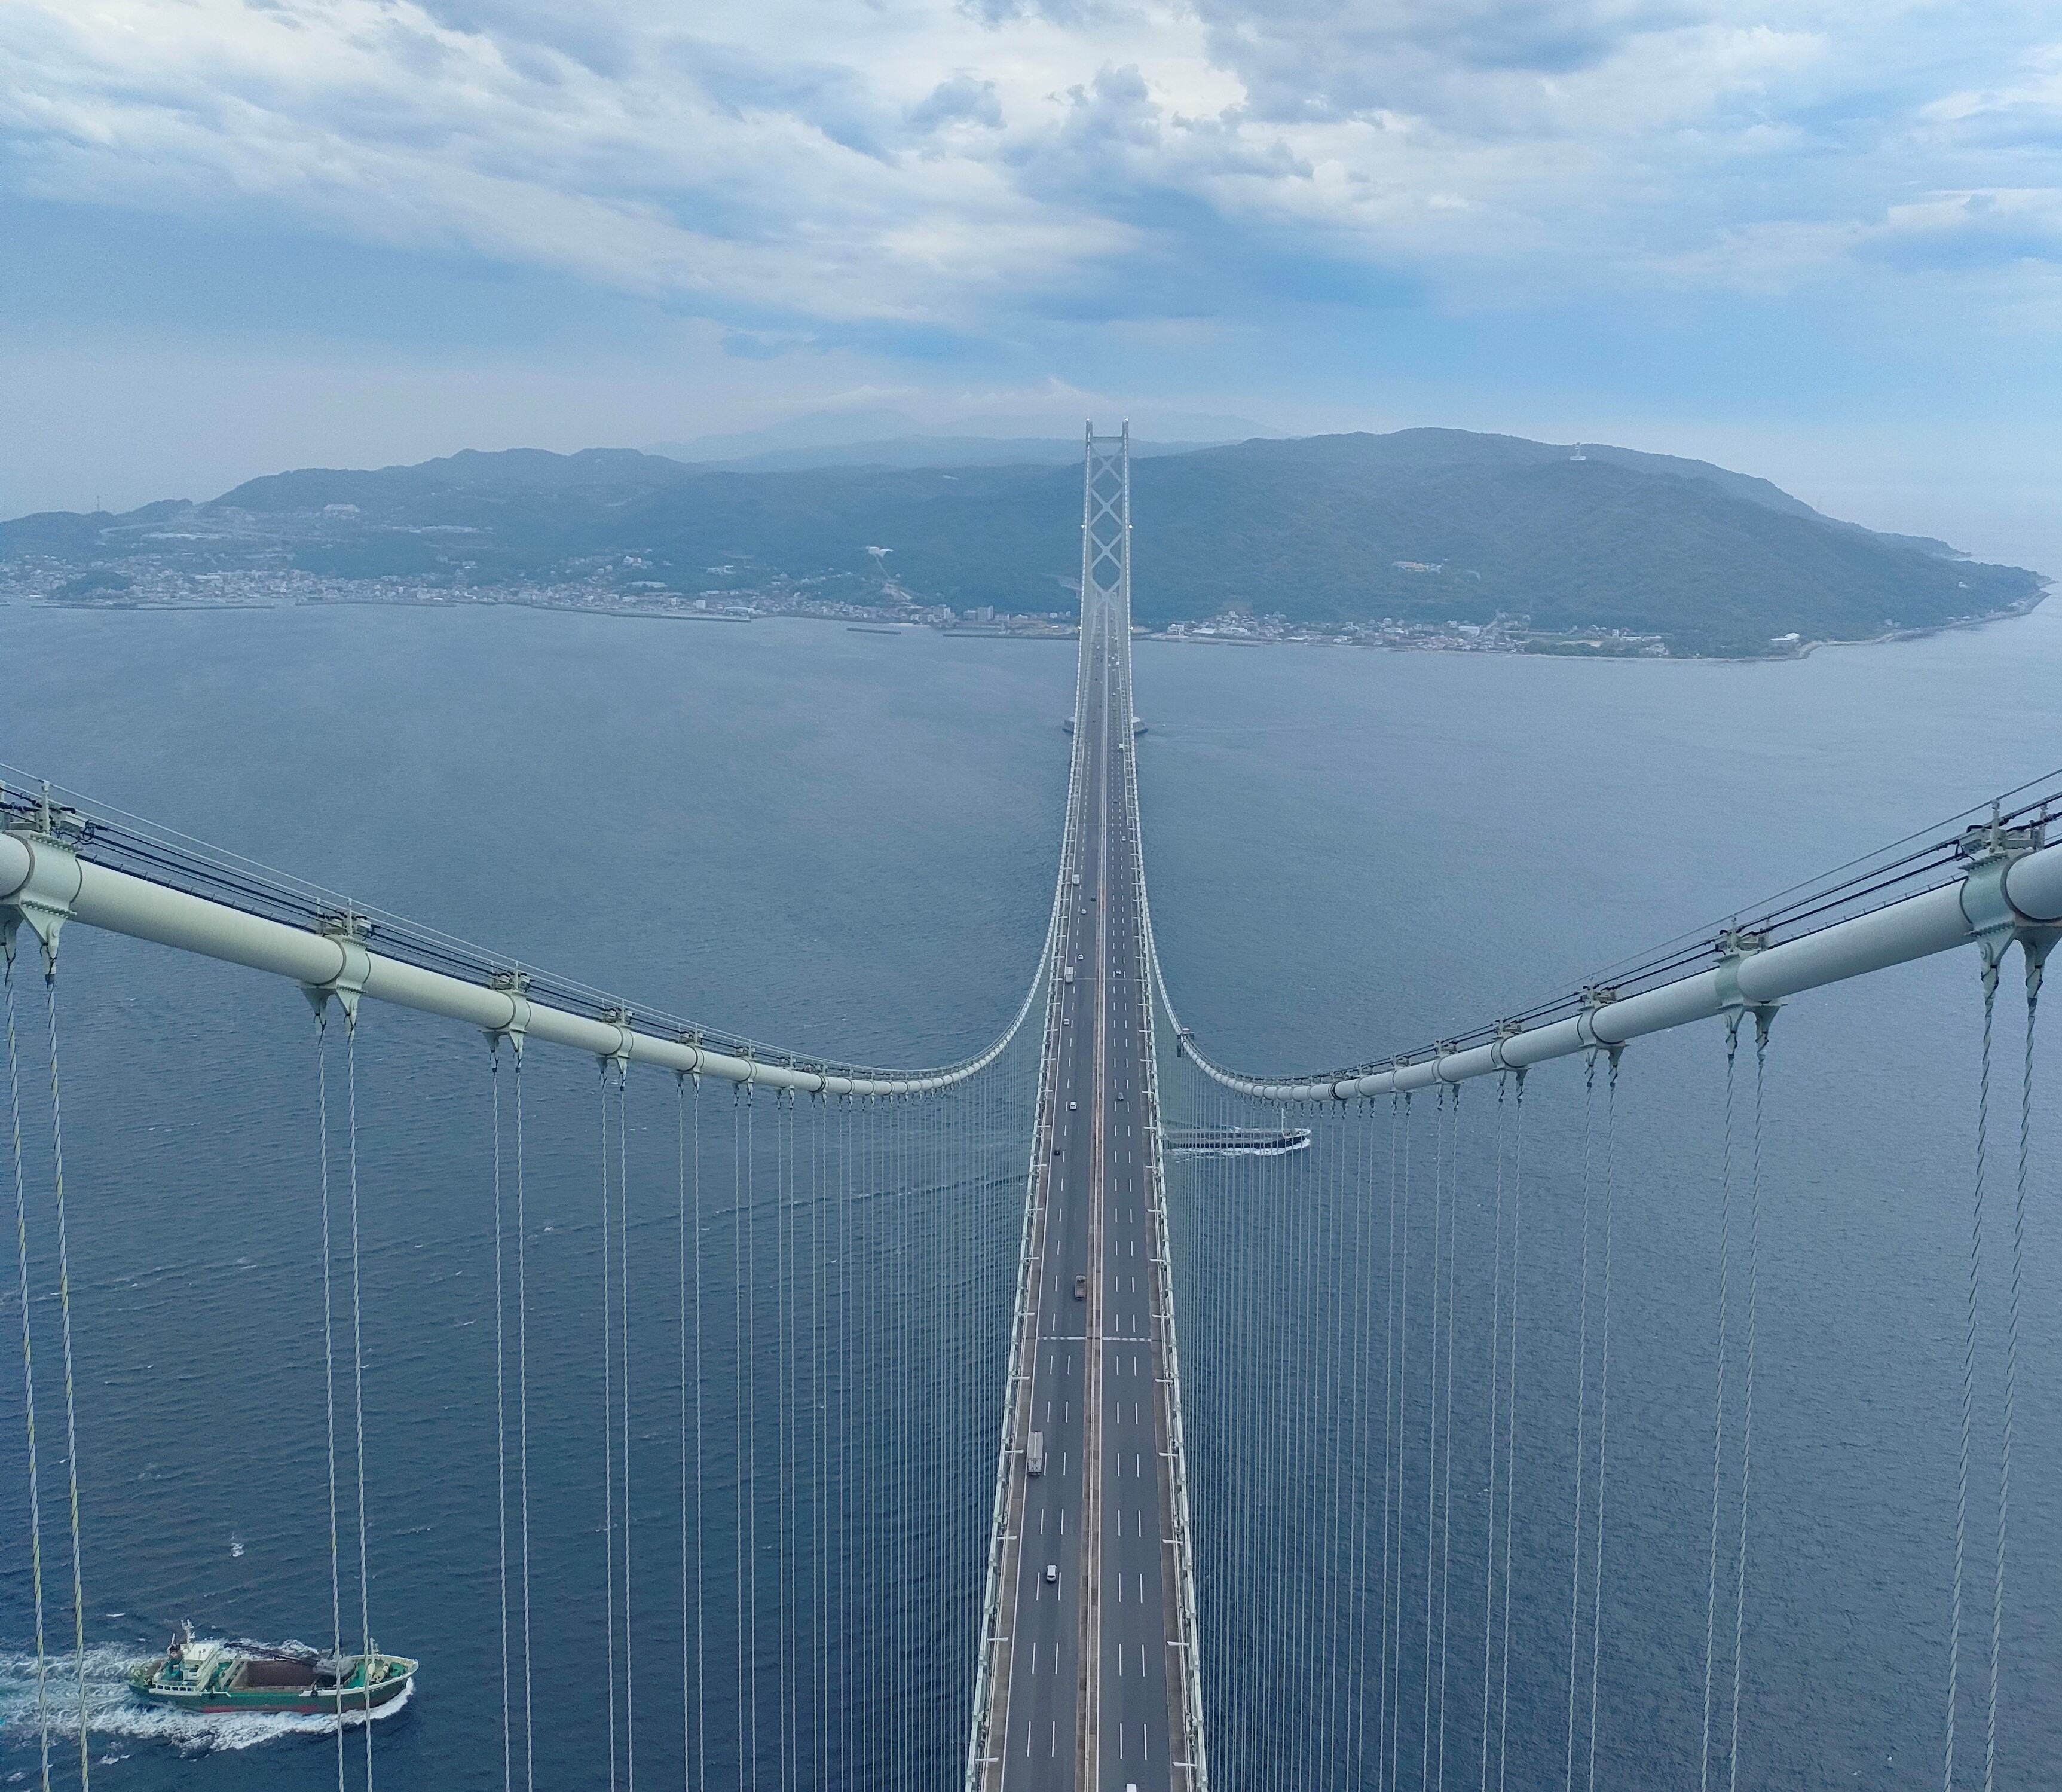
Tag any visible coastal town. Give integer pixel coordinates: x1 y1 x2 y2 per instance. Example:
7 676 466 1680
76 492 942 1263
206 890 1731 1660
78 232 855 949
0 553 1697 656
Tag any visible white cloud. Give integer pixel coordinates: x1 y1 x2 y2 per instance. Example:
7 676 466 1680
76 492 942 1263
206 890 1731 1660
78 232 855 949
3 0 2061 331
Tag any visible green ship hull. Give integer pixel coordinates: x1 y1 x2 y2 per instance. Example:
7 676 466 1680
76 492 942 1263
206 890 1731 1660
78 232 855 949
131 1631 416 1717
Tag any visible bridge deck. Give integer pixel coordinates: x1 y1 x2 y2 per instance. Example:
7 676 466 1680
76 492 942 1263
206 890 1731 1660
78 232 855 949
971 602 1202 1791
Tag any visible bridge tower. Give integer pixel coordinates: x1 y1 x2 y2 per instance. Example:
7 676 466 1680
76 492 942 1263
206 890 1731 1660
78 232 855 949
1081 423 1132 629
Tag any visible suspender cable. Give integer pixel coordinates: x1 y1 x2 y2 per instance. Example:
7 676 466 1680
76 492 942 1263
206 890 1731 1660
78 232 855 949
732 1089 748 1786
1495 1072 1526 1792
2001 939 2051 1788
810 1092 826 1787
316 1009 345 1792
1586 1053 1620 1792
1437 1088 1463 1792
491 1045 512 1792
1352 1098 1376 1792
344 1011 375 1780
683 1069 706 1792
836 1095 851 1787
1729 1018 1769 1792
5 944 51 1792
744 1087 758 1791
1479 1077 1508 1792
1564 1055 1598 1792
1707 1023 1740 1790
35 967 90 1790
513 1041 536 1792
1421 1085 1449 1792
1387 1091 1414 1792
1983 931 2024 1792
1270 1106 1294 1787
785 1093 796 1785
1296 1113 1319 1776
677 1073 689 1792
601 1066 619 1792
619 1063 635 1792
785 1092 799 1790
1324 1105 1352 1781
1948 971 1993 1792
773 1094 787 1792
1702 1023 1740 1792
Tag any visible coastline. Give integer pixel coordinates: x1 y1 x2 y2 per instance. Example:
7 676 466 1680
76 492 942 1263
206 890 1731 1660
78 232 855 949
6 583 2043 663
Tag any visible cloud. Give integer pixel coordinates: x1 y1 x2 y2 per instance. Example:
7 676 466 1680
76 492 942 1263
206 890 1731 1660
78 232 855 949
2 0 2060 339
909 73 1005 132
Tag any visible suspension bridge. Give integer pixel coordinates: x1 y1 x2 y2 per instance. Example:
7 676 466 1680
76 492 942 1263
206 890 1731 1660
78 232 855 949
1 426 2059 1791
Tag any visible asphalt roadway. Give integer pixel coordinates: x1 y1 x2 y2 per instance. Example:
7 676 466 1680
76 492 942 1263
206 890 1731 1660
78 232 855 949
973 615 1197 1792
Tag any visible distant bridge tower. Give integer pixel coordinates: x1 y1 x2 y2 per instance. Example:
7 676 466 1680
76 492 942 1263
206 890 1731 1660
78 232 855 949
1081 423 1131 634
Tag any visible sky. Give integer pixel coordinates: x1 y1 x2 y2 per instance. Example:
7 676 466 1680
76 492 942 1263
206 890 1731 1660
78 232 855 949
4 0 2061 569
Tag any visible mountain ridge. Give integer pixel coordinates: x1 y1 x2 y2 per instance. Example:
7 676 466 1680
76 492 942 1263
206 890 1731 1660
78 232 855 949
3 430 2042 656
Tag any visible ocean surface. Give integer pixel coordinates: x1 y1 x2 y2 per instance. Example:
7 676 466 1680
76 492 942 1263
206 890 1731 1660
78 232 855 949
2 597 2060 1788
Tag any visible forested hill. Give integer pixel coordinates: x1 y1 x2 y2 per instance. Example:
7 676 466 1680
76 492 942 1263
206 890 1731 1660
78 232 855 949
4 430 2043 656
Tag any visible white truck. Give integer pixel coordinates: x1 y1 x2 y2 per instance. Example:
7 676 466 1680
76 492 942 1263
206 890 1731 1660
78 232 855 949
1026 1432 1047 1476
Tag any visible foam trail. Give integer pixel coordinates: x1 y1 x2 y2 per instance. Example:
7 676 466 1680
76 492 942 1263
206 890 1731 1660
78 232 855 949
0 1641 412 1759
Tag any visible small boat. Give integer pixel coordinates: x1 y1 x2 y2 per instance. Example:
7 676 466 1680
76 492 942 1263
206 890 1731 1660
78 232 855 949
132 1623 417 1716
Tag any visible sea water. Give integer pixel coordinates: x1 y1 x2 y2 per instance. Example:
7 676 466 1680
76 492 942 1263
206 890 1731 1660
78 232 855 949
0 597 2058 1787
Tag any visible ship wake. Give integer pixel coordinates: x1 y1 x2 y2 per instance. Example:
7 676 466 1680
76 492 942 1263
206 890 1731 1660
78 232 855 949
0 1641 412 1758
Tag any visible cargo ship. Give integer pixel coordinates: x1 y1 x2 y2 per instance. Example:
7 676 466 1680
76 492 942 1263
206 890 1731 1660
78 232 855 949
132 1625 416 1717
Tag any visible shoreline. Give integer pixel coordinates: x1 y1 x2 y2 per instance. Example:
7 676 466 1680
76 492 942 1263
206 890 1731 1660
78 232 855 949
7 588 2042 663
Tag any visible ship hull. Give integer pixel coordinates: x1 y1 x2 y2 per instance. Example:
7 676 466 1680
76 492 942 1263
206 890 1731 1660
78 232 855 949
134 1676 411 1717
131 1643 417 1718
